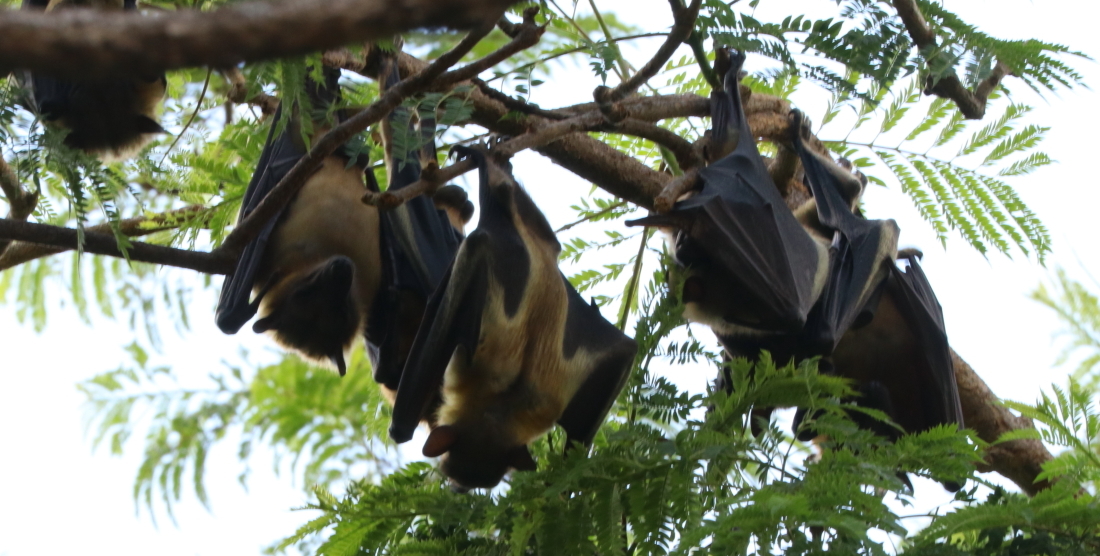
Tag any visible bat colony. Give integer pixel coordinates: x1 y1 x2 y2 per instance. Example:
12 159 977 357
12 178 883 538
11 5 962 490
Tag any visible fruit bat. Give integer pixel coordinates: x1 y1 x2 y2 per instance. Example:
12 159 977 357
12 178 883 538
794 250 965 491
215 63 471 380
18 0 166 158
366 55 473 393
215 67 381 375
389 146 638 491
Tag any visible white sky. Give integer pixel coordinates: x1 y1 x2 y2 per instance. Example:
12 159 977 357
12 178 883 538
2 0 1098 554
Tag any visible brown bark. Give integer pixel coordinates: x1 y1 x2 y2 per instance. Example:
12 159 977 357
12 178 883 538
0 0 521 79
953 350 1054 495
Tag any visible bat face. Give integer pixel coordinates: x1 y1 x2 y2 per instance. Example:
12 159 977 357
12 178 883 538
391 147 637 490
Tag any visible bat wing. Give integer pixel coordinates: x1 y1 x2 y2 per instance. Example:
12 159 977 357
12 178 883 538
368 60 466 389
388 233 491 443
628 51 821 333
801 218 899 351
557 281 638 446
215 69 343 334
889 254 963 429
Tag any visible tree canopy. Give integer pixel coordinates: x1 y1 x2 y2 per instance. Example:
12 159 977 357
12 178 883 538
1 0 1098 554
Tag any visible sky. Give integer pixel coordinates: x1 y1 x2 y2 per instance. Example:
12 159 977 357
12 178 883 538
1 0 1098 554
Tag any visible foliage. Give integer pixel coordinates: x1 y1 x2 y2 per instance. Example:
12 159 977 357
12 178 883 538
1032 269 1100 390
1 0 1096 554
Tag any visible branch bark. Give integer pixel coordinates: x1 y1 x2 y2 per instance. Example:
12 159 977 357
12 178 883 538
0 0 521 79
0 205 210 271
0 218 231 275
890 0 1011 119
0 154 39 258
952 350 1054 495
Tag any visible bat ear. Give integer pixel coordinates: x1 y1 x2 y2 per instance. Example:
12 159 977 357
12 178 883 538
423 425 458 457
252 315 277 333
330 352 347 376
508 445 537 472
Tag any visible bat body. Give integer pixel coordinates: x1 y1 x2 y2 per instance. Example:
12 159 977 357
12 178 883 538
216 64 470 382
215 68 381 375
20 0 166 158
626 51 831 351
366 57 472 392
390 147 637 490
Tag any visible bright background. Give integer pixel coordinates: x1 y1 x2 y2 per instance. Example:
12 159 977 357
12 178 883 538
1 0 1097 553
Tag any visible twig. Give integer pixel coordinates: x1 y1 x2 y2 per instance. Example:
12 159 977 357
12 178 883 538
223 68 279 117
0 205 209 271
432 7 545 90
218 23 495 257
686 30 719 91
593 0 702 104
0 218 231 275
0 0 522 79
890 0 1011 119
363 158 476 208
652 168 699 213
159 68 211 166
0 153 39 257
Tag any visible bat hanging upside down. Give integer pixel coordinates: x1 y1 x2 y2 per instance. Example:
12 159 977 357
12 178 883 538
628 49 963 489
18 0 166 158
215 64 472 379
389 146 638 491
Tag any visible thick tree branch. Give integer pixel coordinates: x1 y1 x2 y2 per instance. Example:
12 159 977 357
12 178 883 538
0 0 520 79
0 205 210 271
594 0 702 104
890 0 1011 119
0 218 231 275
952 350 1054 495
218 23 493 257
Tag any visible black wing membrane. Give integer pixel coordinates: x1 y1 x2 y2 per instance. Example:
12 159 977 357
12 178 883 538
215 68 343 334
889 253 964 429
557 281 637 446
789 109 899 351
367 57 467 390
627 51 822 333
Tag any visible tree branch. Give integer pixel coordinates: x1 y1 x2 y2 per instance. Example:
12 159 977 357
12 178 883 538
0 218 231 275
0 153 39 258
593 0 702 104
952 350 1054 495
217 23 494 257
890 0 1011 119
0 205 210 271
0 0 521 79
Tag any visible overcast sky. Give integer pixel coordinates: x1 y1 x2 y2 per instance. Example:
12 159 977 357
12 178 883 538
2 1 1098 554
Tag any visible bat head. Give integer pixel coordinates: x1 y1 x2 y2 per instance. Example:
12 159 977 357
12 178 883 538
253 255 362 375
422 424 537 491
432 185 476 234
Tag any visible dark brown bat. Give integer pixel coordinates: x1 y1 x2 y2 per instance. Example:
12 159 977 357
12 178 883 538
215 68 381 375
626 50 831 351
389 146 638 491
366 55 473 393
19 0 166 158
216 64 470 380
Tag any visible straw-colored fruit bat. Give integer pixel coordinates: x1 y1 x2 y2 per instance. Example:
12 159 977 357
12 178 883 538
389 146 638 491
625 50 897 365
215 65 471 378
18 0 166 158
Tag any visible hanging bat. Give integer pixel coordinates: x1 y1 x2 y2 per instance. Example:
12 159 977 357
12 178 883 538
625 50 831 360
366 54 473 392
18 0 166 158
389 146 638 491
215 67 382 376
